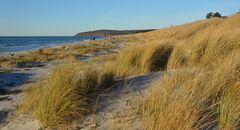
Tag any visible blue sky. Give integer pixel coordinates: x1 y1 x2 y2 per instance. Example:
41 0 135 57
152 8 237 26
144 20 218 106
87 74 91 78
0 0 239 36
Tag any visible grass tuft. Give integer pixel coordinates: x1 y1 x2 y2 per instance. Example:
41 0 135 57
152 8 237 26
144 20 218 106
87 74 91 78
18 82 44 115
112 42 174 76
33 63 115 128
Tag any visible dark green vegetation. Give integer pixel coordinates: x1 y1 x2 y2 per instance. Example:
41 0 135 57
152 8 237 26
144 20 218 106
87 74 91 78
75 29 156 36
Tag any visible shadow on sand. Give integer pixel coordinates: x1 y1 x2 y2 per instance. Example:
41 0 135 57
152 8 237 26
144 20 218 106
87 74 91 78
0 109 11 125
0 72 33 90
0 71 32 127
94 72 163 112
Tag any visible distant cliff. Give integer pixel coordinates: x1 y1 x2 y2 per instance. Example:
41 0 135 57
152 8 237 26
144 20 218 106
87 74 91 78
75 29 156 36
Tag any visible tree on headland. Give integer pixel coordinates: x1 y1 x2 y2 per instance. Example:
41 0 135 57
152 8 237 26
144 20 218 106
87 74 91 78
213 12 222 17
206 12 222 19
206 12 213 19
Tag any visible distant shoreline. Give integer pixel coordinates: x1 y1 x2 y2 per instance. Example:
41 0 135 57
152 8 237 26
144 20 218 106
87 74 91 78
0 40 88 58
0 36 104 53
75 29 156 36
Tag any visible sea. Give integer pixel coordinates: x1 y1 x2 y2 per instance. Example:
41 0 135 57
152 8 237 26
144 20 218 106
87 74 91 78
0 36 103 52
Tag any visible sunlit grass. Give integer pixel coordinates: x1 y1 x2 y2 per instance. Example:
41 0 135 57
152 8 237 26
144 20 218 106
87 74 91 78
21 63 115 128
110 41 174 76
19 14 240 129
139 14 240 130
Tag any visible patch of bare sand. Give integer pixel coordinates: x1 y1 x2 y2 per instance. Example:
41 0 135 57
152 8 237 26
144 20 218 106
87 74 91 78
79 72 164 130
1 116 39 130
0 64 51 130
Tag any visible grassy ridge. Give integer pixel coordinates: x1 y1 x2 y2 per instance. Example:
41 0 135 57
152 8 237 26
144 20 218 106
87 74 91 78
139 14 240 129
20 14 240 129
141 53 240 129
108 41 174 76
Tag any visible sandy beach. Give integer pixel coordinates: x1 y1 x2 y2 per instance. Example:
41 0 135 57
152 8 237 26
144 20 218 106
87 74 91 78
0 62 51 129
0 35 160 129
0 39 126 129
0 12 239 130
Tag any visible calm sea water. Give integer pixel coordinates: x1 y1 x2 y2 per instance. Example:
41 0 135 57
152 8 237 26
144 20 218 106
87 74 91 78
0 36 103 52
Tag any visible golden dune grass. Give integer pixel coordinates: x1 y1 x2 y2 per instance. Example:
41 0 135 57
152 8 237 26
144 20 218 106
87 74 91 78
110 41 174 76
18 82 44 115
139 14 240 130
35 64 90 127
141 53 240 130
31 63 115 128
167 15 240 69
20 14 240 129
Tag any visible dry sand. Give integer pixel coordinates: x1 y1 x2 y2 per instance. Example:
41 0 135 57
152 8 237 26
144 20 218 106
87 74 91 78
0 64 165 130
0 41 163 130
0 64 51 130
0 41 122 130
79 72 163 130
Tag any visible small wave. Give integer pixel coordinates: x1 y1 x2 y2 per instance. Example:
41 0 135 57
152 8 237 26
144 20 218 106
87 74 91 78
0 36 104 52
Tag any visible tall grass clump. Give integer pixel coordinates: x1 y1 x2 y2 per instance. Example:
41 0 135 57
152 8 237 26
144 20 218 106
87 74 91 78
35 63 115 128
18 82 44 115
113 41 174 76
140 53 240 130
168 15 240 69
140 70 209 130
36 64 92 127
139 14 240 130
214 53 240 130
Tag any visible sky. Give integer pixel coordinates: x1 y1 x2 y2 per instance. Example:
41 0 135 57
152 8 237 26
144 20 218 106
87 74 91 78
0 0 239 36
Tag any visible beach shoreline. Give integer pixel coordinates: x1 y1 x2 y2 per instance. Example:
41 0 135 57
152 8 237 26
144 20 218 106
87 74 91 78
0 65 52 129
0 40 87 58
0 36 126 129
